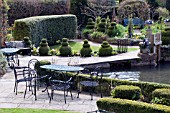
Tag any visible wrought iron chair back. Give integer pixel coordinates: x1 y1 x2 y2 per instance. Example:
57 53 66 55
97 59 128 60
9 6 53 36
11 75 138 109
78 66 103 100
49 71 73 104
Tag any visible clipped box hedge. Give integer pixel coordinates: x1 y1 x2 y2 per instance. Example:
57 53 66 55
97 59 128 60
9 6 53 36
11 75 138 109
111 85 142 100
13 14 77 47
152 88 170 106
97 98 170 113
66 72 170 102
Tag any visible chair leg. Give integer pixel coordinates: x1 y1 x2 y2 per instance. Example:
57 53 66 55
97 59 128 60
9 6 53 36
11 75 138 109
90 87 94 100
46 88 50 98
15 83 18 95
49 90 53 103
64 89 66 104
14 82 17 92
77 91 80 98
33 79 37 100
70 89 73 100
24 82 28 98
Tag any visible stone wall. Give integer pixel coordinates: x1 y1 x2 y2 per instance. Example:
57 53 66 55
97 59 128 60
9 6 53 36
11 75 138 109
161 46 170 61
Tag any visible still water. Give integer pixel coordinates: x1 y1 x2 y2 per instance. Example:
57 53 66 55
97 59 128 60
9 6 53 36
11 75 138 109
106 62 170 85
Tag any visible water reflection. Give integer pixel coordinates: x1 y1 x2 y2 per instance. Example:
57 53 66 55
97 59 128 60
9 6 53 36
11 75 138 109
107 62 170 84
106 72 140 81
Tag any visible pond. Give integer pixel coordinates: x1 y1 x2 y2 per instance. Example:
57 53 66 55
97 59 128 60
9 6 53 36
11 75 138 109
106 62 170 85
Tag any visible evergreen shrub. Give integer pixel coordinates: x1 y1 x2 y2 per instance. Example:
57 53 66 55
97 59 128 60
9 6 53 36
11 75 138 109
23 37 32 48
13 15 77 47
35 60 51 76
80 39 92 57
38 38 50 56
82 29 93 38
162 30 170 45
98 41 112 56
86 18 95 29
97 18 106 33
111 85 142 100
59 38 72 56
97 98 170 113
152 88 170 106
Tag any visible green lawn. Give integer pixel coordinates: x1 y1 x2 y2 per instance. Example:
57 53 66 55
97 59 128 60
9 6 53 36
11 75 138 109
0 108 75 113
50 41 139 52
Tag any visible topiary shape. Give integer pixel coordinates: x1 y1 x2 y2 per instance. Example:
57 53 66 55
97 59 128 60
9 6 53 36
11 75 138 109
97 18 107 33
107 22 117 37
86 18 95 29
80 39 92 57
38 38 50 56
59 38 72 56
98 41 113 56
23 37 32 48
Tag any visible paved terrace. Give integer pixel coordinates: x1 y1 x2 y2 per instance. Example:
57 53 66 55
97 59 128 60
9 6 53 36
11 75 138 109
0 41 139 113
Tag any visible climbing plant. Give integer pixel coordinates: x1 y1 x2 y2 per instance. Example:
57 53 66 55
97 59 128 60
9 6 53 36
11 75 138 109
0 0 9 47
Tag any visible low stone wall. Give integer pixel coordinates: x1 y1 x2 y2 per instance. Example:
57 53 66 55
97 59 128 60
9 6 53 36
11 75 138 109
132 53 157 66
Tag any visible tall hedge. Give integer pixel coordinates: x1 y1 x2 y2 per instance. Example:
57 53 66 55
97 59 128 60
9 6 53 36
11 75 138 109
7 0 69 26
13 15 77 47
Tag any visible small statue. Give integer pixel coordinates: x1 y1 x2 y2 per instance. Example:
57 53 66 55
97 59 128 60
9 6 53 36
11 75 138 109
143 38 149 49
142 38 150 53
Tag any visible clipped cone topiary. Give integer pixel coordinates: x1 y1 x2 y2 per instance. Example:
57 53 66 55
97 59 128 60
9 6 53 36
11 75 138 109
38 38 50 56
80 39 92 57
97 18 107 33
59 38 72 56
86 18 95 29
98 41 112 56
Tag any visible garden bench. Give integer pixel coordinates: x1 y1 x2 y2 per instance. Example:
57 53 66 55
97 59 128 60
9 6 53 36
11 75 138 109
123 18 144 28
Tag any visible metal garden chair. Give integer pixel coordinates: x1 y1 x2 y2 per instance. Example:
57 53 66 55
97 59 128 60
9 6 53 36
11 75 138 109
77 66 103 100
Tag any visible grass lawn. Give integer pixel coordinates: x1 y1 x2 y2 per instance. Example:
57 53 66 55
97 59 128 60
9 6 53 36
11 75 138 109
0 108 75 113
50 41 138 52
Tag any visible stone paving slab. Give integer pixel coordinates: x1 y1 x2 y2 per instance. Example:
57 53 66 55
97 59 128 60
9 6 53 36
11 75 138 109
0 79 100 113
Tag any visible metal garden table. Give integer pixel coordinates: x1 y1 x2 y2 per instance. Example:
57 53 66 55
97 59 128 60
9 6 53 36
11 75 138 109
40 64 84 92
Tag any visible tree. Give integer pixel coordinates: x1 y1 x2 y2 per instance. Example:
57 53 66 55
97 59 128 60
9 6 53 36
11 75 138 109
156 7 169 18
166 0 170 12
118 0 150 22
0 0 9 47
70 0 88 25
